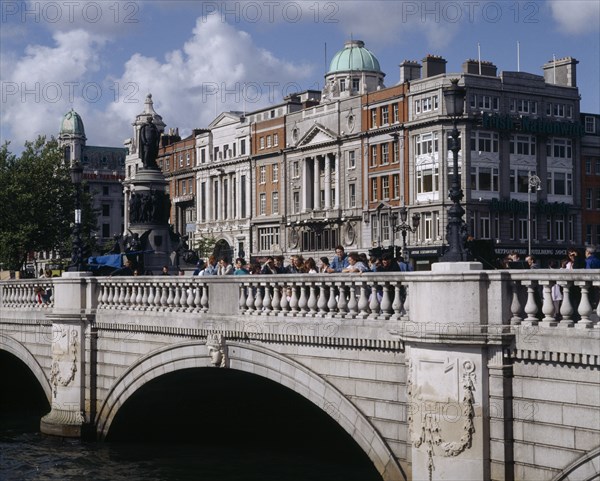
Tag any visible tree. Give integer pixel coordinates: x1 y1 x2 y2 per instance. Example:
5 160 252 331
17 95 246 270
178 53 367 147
0 137 98 271
193 234 217 259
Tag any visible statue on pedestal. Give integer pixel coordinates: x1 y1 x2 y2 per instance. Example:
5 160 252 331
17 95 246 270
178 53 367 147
139 117 160 170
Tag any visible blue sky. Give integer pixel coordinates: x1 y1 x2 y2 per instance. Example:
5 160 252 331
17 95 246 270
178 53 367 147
1 0 599 151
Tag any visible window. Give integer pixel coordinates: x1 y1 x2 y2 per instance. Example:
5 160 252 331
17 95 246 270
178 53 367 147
213 147 219 160
381 106 389 125
188 179 193 194
392 142 399 163
340 78 346 92
273 133 279 146
382 176 390 199
240 139 246 155
382 214 390 242
102 223 110 238
201 182 206 221
370 108 377 128
272 164 279 182
586 188 593 209
423 213 432 241
470 166 499 191
392 174 400 199
352 78 360 92
586 158 592 174
258 227 280 252
415 132 438 155
179 154 183 167
415 99 421 114
371 178 378 202
546 171 572 196
585 116 596 134
381 143 389 164
555 215 565 241
370 145 378 167
186 153 190 165
293 191 300 213
553 103 565 117
259 166 266 184
546 138 572 159
201 149 206 163
102 204 110 217
232 143 236 158
348 150 356 169
267 136 272 148
293 161 300 178
259 137 265 150
479 215 491 239
393 104 399 123
519 217 528 241
510 135 536 156
471 131 498 153
349 184 356 207
509 169 530 193
417 160 439 194
516 99 537 114
259 193 266 215
181 179 186 195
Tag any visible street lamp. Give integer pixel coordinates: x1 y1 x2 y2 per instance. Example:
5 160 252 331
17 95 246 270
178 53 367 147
68 161 84 272
394 206 421 262
527 171 542 257
440 78 468 262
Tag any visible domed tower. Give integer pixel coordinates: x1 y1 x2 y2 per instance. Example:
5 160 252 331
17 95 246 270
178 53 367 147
58 109 86 164
322 40 385 101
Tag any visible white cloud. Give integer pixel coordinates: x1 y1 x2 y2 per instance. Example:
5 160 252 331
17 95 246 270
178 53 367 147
548 0 600 34
103 13 315 142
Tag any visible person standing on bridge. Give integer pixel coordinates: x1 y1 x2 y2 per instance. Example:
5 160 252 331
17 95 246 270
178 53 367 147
327 245 349 273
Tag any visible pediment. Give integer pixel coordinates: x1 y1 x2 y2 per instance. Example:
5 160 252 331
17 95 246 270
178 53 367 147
209 112 243 129
296 123 337 147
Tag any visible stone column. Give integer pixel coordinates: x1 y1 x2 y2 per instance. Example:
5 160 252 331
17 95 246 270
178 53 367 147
40 272 95 438
244 171 251 220
334 152 340 209
123 186 130 234
302 157 309 212
324 154 332 210
207 175 213 221
313 156 320 210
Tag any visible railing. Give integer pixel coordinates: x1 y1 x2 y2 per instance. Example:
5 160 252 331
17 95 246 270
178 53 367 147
1 271 599 328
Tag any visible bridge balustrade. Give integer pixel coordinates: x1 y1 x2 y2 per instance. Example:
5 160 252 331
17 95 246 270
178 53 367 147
0 271 599 328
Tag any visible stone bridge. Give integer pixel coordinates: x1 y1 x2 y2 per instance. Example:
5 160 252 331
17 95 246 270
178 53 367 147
1 264 599 481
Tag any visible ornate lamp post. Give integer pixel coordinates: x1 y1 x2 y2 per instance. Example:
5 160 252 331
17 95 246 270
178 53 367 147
527 171 542 257
68 161 84 272
394 206 421 262
440 78 468 262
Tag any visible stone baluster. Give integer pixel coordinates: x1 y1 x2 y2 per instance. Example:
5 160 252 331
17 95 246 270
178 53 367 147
262 284 272 314
109 284 118 308
357 282 370 319
558 281 574 327
576 281 593 329
129 285 137 310
160 284 168 310
523 281 539 326
539 281 557 327
346 284 358 318
172 283 181 311
298 284 309 315
279 286 289 314
271 285 281 314
289 285 299 313
194 283 202 311
254 283 263 314
336 284 347 318
153 284 162 310
391 283 403 320
246 283 255 313
368 281 381 318
186 283 195 312
307 284 318 316
510 281 523 325
166 284 175 311
147 284 155 310
135 283 143 310
317 284 329 317
200 284 209 312
97 283 105 309
141 284 149 310
379 282 393 319
327 285 337 317
117 284 126 310
239 283 247 312
101 283 109 308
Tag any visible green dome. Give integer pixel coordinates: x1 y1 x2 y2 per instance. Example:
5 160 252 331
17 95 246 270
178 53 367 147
60 109 85 136
328 40 381 74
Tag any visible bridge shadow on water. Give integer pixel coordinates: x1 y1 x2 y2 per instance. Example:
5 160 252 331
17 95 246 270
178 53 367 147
106 368 382 481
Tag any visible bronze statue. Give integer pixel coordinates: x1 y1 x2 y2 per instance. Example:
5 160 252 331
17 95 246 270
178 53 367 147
139 117 160 169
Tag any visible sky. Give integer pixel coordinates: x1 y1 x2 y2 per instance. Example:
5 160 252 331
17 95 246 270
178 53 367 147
1 0 599 152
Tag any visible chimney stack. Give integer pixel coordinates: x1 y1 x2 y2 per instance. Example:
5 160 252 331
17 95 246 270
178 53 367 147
542 57 578 87
422 55 447 78
399 60 422 83
462 59 498 77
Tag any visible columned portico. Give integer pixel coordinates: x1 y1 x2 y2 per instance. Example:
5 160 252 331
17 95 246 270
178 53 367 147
324 154 332 210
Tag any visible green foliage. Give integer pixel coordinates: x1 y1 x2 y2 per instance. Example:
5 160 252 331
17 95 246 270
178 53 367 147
0 137 98 270
193 234 217 259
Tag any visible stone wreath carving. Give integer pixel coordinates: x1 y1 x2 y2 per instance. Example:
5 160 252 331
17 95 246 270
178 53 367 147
49 329 78 398
407 358 477 480
206 333 226 368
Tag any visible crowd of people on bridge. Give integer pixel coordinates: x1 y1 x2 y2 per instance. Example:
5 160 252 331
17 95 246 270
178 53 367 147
189 246 414 277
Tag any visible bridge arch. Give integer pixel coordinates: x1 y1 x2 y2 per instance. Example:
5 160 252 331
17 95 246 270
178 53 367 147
0 333 52 403
550 446 600 481
96 340 405 481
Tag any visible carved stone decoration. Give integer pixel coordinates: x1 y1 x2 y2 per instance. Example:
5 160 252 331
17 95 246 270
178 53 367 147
407 357 478 481
49 328 78 398
206 334 227 367
344 222 356 246
288 228 299 249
